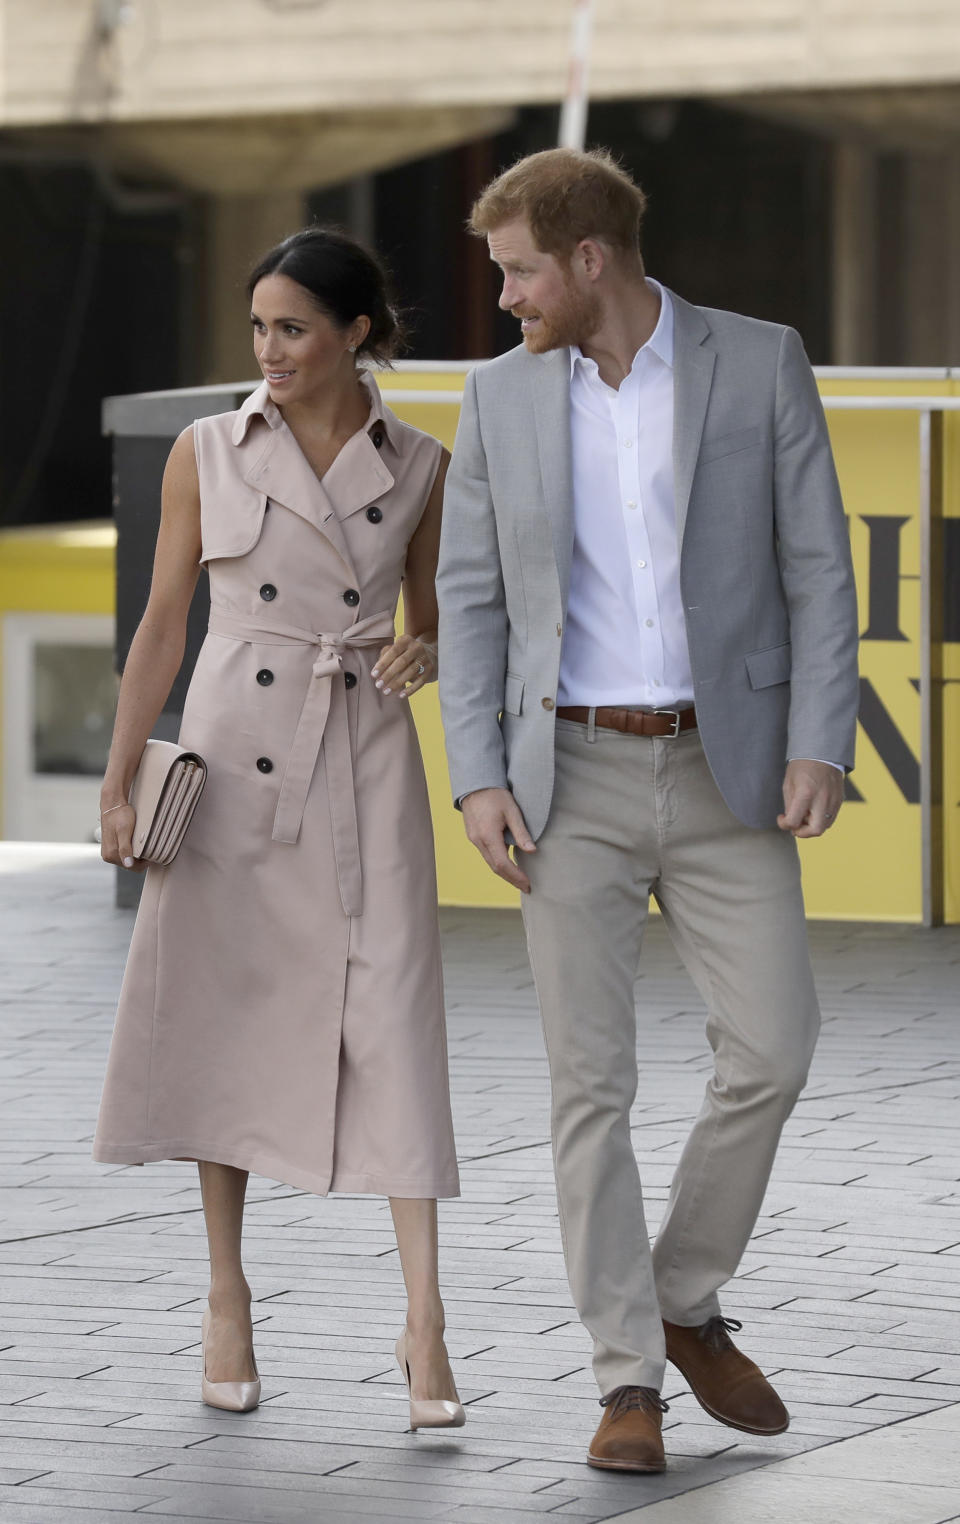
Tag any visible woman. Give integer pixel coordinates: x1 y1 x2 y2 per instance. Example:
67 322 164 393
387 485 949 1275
94 227 464 1431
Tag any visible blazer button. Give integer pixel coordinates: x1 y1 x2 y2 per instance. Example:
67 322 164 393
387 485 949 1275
343 588 360 607
541 697 555 711
366 505 383 523
256 669 274 686
259 583 277 601
256 756 273 773
344 671 357 689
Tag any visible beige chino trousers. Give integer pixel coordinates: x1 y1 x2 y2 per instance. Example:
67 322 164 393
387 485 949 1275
521 718 821 1396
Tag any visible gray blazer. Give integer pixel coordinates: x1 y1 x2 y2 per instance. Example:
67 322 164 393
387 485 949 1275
436 291 859 838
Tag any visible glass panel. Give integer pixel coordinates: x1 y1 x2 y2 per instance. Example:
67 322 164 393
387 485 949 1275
33 644 116 777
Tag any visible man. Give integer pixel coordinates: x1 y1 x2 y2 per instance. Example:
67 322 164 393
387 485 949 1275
436 147 858 1474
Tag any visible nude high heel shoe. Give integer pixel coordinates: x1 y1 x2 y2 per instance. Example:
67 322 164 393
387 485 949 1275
201 1305 261 1412
395 1329 466 1431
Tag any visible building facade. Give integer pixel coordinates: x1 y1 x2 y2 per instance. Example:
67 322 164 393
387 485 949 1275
2 0 960 526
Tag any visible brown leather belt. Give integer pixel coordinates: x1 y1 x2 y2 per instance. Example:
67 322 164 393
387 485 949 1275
555 705 698 739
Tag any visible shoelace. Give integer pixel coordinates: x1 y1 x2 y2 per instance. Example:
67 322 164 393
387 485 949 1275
599 1385 670 1419
699 1315 743 1353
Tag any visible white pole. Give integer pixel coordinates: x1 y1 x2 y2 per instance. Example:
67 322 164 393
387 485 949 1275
558 0 596 151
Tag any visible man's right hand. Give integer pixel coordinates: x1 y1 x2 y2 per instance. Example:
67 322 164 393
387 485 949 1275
461 787 536 894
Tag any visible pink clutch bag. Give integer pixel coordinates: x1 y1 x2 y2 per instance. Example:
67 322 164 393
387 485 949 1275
129 739 207 866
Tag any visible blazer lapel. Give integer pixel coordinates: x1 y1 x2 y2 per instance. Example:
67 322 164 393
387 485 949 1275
671 292 716 549
532 348 574 606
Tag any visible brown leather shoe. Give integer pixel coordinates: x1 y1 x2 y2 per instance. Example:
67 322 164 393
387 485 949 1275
663 1316 789 1435
587 1385 668 1472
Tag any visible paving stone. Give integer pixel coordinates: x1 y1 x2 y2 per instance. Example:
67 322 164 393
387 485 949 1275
0 1479 172 1511
0 1508 174 1523
0 1467 52 1484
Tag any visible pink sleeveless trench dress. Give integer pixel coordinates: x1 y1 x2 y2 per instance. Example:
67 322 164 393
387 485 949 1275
93 375 460 1199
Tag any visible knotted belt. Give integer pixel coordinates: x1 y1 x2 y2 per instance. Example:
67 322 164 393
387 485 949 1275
207 606 395 917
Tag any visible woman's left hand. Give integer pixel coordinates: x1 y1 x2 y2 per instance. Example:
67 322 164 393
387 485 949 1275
371 633 437 699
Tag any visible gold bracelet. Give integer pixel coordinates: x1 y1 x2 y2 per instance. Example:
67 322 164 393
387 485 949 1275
100 802 129 816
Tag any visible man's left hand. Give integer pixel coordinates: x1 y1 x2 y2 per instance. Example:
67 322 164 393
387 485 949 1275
777 760 844 838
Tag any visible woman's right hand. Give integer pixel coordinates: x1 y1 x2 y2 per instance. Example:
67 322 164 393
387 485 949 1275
99 804 142 871
95 424 202 876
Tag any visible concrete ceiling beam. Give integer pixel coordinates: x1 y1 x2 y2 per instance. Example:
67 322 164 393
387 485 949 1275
1 106 516 194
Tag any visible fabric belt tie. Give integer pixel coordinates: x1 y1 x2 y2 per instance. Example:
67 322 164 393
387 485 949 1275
556 705 698 738
207 606 395 917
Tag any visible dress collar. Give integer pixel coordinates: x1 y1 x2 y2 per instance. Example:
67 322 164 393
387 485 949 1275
230 368 403 450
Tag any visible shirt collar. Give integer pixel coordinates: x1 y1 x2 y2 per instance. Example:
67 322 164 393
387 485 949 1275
230 368 403 450
568 278 674 380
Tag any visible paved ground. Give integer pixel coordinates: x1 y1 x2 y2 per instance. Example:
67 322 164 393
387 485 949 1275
1 842 959 1523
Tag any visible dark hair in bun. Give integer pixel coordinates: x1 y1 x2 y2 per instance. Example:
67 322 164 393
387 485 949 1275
248 226 406 366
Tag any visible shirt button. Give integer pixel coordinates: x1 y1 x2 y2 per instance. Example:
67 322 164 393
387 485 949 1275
256 757 273 773
645 618 654 627
622 438 634 448
626 500 637 509
344 671 357 689
343 589 361 607
366 506 383 523
556 624 562 637
541 697 555 711
259 583 277 601
372 430 384 449
653 679 661 688
256 669 274 686
637 559 647 569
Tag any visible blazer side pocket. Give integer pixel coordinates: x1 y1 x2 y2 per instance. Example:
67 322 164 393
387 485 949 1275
745 641 792 690
504 671 525 716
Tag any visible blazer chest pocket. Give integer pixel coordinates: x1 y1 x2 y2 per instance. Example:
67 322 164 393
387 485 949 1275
745 641 791 690
504 671 525 716
698 425 764 466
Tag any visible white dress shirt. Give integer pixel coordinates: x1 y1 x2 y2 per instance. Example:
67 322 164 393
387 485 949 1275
558 280 694 710
557 280 841 773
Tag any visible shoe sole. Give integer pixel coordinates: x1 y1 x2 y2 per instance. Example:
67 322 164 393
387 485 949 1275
587 1453 666 1473
665 1357 789 1436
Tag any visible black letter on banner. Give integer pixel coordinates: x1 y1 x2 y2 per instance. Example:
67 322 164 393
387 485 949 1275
859 516 916 642
857 678 920 803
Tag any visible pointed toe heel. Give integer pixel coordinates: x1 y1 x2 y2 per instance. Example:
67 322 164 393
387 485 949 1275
395 1331 466 1432
201 1306 261 1413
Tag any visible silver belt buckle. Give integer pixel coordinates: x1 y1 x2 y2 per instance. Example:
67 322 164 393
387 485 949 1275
654 708 682 738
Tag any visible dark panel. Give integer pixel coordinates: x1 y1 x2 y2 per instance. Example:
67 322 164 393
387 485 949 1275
371 152 461 358
0 162 184 528
112 435 209 711
875 155 906 368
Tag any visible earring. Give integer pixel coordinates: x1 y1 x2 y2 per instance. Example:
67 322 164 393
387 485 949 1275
348 344 357 353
